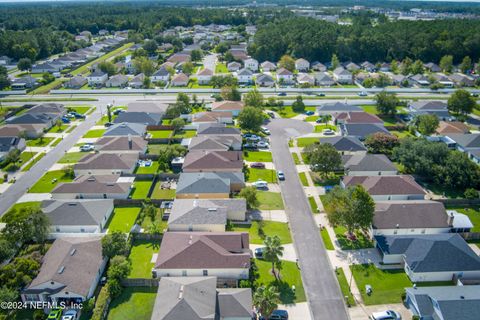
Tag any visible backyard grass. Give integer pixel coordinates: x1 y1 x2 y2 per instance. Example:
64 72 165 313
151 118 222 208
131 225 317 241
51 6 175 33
26 137 54 147
29 170 73 193
299 172 309 186
58 152 89 164
314 124 337 132
335 268 356 306
446 206 480 232
257 191 284 210
297 137 319 148
127 240 160 278
390 130 413 138
172 130 196 139
215 62 228 73
82 129 105 138
106 207 141 233
135 162 159 174
308 196 319 213
320 228 334 250
232 221 292 244
4 202 41 218
292 152 300 165
243 151 273 162
148 130 173 138
334 226 374 250
131 180 153 199
255 259 306 303
276 106 297 118
106 287 157 320
246 168 277 183
151 181 176 199
350 264 412 305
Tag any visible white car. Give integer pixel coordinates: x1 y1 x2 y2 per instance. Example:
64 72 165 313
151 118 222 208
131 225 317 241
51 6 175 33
322 129 335 135
261 127 271 135
257 141 269 149
370 310 401 320
62 309 78 320
253 180 268 189
80 144 94 152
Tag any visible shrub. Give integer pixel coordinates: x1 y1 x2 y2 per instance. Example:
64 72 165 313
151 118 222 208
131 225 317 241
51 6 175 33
91 284 110 320
4 163 19 172
464 188 479 199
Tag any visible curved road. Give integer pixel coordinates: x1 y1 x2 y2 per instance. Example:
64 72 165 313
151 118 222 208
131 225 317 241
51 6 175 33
266 118 349 320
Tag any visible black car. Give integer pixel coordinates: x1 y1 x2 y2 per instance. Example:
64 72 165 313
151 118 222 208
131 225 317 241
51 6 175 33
104 122 114 127
269 310 289 320
254 247 264 259
277 92 287 96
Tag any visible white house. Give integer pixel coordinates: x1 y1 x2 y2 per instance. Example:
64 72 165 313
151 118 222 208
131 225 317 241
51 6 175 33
343 154 397 176
227 61 242 72
236 68 253 84
243 58 258 71
295 58 310 72
151 66 170 83
260 61 276 72
333 67 353 84
197 68 213 84
276 67 294 85
86 70 108 86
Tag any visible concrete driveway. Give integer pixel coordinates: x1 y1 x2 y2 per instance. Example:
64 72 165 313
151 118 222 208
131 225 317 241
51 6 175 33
349 303 411 320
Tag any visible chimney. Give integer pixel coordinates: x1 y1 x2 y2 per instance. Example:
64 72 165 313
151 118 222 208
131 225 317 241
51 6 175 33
128 134 132 150
447 211 455 227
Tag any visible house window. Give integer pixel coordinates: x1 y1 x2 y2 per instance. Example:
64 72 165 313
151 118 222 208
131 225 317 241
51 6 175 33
203 270 208 276
421 229 426 234
182 270 187 276
56 227 60 232
393 230 398 234
81 228 85 233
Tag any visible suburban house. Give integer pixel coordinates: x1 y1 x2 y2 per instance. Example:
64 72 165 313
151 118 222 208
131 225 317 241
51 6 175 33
113 112 163 125
176 172 245 199
236 68 253 84
297 73 315 86
256 74 275 87
345 62 360 71
168 199 247 232
443 133 480 163
192 112 233 126
127 101 168 113
243 58 258 71
128 73 145 88
182 150 243 173
341 123 391 140
6 103 65 130
260 61 276 72
41 199 114 238
0 124 44 139
276 68 294 84
210 101 244 117
0 137 26 161
151 67 171 83
188 135 242 151
197 123 241 136
341 175 426 200
374 234 480 282
227 61 242 72
361 61 376 72
103 122 147 137
333 111 383 125
333 67 353 84
21 237 107 304
424 62 441 72
167 53 191 64
435 121 469 135
410 74 431 86
64 76 87 89
311 61 327 72
405 285 480 320
342 154 397 176
11 76 38 89
449 73 475 87
86 70 108 87
295 58 310 71
52 175 134 199
171 73 189 86
105 74 128 88
314 72 335 86
197 68 213 84
0 55 12 65
94 136 148 154
151 277 252 320
321 136 367 155
153 232 251 280
408 101 452 120
73 153 138 176
317 102 362 115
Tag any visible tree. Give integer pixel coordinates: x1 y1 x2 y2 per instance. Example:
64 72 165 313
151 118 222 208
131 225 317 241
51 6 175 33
464 188 479 199
364 132 399 155
0 286 18 305
390 60 399 74
291 96 305 113
2 206 49 247
101 231 129 258
17 58 32 71
156 144 187 171
133 57 155 76
210 75 237 88
0 237 15 263
436 151 480 190
439 55 453 73
324 185 375 235
243 89 264 108
253 285 280 318
98 61 116 76
239 186 259 209
143 76 151 88
171 117 185 134
414 114 439 136
142 202 157 223
220 85 241 101
42 72 55 85
374 91 399 116
304 143 341 178
263 236 284 280
411 60 424 75
238 106 264 132
143 40 158 55
401 57 412 75
460 56 472 74
278 55 295 71
331 54 340 70
107 255 131 298
107 104 112 123
190 49 203 62
215 42 229 54
182 61 194 75
63 165 75 179
448 89 476 116
55 119 63 131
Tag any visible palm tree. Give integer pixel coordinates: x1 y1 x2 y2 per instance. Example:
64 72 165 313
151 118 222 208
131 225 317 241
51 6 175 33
253 285 280 318
263 235 284 280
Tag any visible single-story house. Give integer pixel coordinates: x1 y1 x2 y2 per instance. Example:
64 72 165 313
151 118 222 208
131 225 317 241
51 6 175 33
105 74 128 88
321 136 367 155
374 234 480 282
297 73 315 86
188 135 242 151
295 58 310 72
0 124 44 139
52 175 134 199
167 53 191 64
103 122 147 137
410 74 431 86
64 76 87 89
341 123 391 140
113 111 163 126
152 67 170 83
41 199 114 237
409 101 450 120
0 136 26 161
444 133 480 163
435 121 469 135
168 198 247 232
11 76 38 89
333 67 353 84
94 136 148 154
424 62 441 73
197 123 241 136
210 101 244 117
256 74 275 87
86 70 108 86
227 61 242 72
127 101 168 114
317 102 362 115
236 68 253 84
182 150 243 173
128 73 145 88
192 111 233 126
244 58 258 71
276 67 294 84
361 61 376 72
176 172 245 199
314 72 335 86
341 175 426 201
153 232 251 280
21 237 107 304
171 73 189 86
197 68 213 84
449 73 475 87
343 153 397 176
344 62 360 71
333 111 383 125
311 61 327 72
73 153 138 176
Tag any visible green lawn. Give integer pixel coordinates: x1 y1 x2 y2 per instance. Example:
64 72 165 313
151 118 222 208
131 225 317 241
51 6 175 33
336 268 356 306
304 115 318 122
22 152 45 171
26 137 54 147
172 130 196 139
314 124 337 133
308 196 319 213
128 240 160 278
19 151 36 164
446 206 480 232
151 181 176 199
350 264 412 305
29 170 73 193
67 105 92 114
299 172 309 186
82 129 105 138
246 168 277 183
148 130 173 138
232 221 291 244
390 130 413 138
131 180 153 199
257 191 284 210
255 259 306 303
292 153 300 165
51 138 62 147
334 226 374 250
215 62 228 73
297 137 319 148
106 207 141 233
243 151 273 162
320 228 334 250
58 152 89 164
106 287 157 320
135 162 159 174
47 124 69 133
3 202 41 219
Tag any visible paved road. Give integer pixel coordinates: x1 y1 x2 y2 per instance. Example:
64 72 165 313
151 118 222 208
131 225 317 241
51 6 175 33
202 53 217 71
267 118 350 320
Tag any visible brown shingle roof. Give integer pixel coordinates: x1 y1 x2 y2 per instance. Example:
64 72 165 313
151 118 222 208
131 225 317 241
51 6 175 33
52 175 132 194
211 101 244 112
193 111 233 123
183 150 243 172
435 121 469 135
334 111 383 124
74 153 138 170
94 136 147 152
343 175 426 196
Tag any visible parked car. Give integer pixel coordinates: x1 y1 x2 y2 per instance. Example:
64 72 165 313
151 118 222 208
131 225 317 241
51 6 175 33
73 112 86 119
269 310 289 320
112 109 125 115
322 129 335 135
358 91 368 97
245 135 261 142
250 162 266 169
61 117 71 124
316 92 325 97
305 111 314 116
253 180 268 189
277 92 287 96
104 122 114 127
257 141 269 149
80 144 94 152
261 127 271 135
243 142 257 150
370 310 401 320
47 308 63 320
66 113 76 119
277 171 285 181
267 112 275 118
254 247 264 259
472 92 479 97
62 309 78 320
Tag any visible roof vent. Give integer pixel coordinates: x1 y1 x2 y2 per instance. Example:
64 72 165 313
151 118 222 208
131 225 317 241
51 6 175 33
68 203 77 206
178 285 184 299
70 249 76 256
58 266 65 274
208 208 217 212
460 295 465 299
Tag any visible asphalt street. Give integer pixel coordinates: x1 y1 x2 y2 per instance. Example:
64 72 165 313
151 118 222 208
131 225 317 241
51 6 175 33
267 118 350 320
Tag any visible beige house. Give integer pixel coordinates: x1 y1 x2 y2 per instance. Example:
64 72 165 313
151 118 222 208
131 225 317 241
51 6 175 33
73 153 138 176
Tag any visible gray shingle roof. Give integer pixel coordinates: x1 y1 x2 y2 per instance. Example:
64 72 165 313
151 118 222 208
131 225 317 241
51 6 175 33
342 123 390 138
446 133 480 149
317 102 362 113
113 112 163 125
103 122 146 136
197 123 241 135
176 172 230 194
342 154 397 172
41 199 113 226
320 136 367 152
168 199 246 226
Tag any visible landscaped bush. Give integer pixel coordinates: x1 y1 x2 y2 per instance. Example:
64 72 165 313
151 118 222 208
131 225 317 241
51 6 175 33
91 284 110 320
